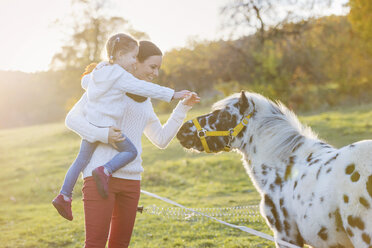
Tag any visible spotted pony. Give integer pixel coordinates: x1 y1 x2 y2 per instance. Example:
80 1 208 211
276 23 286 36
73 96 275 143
177 91 372 248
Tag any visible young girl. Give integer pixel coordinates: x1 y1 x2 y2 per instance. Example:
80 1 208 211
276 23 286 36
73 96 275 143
52 33 190 221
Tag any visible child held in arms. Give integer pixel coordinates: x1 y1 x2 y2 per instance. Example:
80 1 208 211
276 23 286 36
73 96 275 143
52 33 194 221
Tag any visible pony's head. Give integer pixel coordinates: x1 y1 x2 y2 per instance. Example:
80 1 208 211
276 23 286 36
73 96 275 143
177 91 256 153
178 91 318 161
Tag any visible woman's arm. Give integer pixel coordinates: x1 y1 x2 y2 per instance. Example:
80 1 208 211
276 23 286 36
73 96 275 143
65 93 109 144
144 101 192 149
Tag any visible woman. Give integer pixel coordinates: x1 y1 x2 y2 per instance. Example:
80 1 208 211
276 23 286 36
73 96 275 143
65 40 199 248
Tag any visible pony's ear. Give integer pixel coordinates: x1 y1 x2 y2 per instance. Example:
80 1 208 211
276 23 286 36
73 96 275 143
239 91 249 114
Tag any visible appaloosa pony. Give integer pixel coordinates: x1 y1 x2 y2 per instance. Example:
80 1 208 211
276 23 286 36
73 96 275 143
177 91 372 248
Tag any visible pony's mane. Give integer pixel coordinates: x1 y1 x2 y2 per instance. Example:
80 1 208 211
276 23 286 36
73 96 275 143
212 93 241 111
213 92 319 160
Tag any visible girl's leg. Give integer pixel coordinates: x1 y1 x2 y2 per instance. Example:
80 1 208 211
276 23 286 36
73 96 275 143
104 134 138 174
60 140 98 197
107 178 140 248
92 135 137 198
83 177 116 248
53 140 98 220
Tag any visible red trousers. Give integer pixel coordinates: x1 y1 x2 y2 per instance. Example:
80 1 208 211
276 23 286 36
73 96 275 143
82 176 141 248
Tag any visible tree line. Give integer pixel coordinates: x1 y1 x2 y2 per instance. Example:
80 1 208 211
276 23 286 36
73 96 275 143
0 0 370 128
158 11 371 111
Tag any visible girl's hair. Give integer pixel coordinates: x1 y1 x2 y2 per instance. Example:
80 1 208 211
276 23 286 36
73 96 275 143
81 38 162 78
106 33 138 63
137 41 162 63
81 33 138 77
81 63 98 79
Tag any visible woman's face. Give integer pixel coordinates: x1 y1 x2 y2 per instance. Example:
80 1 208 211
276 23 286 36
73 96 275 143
134 55 163 81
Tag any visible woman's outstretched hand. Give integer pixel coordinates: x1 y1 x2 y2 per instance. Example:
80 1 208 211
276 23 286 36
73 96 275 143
183 92 200 106
108 126 125 149
173 90 191 100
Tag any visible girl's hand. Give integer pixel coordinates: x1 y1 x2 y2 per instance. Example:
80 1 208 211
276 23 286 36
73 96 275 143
183 92 200 106
173 90 191 100
108 126 125 149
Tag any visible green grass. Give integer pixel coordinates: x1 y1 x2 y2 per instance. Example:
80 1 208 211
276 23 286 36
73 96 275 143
1 103 372 248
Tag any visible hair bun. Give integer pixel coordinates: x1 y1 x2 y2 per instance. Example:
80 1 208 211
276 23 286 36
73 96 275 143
138 41 163 62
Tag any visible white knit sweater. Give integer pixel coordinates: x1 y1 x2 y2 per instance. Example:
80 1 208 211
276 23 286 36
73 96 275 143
65 93 192 180
81 61 175 127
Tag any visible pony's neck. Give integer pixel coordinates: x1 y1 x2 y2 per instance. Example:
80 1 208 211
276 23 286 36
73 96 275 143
231 95 338 191
238 130 335 192
237 99 331 167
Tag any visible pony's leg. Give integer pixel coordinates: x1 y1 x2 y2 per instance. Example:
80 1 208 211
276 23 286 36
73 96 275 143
274 229 304 248
261 197 304 248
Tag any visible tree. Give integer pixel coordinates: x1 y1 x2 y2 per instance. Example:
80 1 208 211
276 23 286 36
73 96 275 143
348 0 372 53
51 0 149 70
50 0 149 107
220 0 333 43
159 15 372 110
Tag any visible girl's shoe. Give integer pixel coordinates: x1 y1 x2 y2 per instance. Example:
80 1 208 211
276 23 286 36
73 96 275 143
52 194 73 221
92 166 111 198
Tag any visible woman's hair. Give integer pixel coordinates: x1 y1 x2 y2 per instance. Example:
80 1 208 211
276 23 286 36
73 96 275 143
137 41 162 63
126 41 163 103
106 33 138 63
81 40 163 103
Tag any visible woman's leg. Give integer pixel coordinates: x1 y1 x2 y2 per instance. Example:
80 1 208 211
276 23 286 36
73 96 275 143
104 134 138 174
60 140 98 197
107 178 140 248
83 177 116 248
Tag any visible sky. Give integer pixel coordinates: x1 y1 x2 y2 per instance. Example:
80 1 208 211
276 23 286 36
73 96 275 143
0 0 348 73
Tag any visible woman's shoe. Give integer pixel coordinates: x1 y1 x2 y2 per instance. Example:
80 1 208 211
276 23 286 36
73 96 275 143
52 194 73 221
92 166 111 198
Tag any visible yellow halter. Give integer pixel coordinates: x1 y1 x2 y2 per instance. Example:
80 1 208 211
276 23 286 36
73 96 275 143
192 113 253 153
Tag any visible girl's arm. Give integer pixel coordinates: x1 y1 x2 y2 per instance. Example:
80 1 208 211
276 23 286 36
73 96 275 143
65 93 109 144
144 101 192 149
117 68 176 102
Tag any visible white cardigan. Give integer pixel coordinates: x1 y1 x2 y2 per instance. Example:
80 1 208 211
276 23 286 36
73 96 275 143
82 61 175 127
65 93 192 180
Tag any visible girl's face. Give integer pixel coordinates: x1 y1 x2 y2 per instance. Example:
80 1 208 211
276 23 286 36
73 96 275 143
134 55 163 81
115 46 139 73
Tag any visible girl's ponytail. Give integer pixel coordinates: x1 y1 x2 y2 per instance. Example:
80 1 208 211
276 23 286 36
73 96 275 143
81 33 137 78
81 63 98 79
106 33 138 63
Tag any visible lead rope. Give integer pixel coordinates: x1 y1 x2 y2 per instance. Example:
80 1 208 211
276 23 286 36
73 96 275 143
140 190 301 248
139 204 263 222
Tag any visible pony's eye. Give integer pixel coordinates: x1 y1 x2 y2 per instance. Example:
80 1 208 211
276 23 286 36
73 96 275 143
220 112 228 118
209 114 217 124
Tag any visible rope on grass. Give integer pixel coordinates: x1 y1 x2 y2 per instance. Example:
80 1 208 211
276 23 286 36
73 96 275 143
140 204 264 223
140 190 301 248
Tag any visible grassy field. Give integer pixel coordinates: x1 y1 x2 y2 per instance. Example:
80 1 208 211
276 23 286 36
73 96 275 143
1 103 372 248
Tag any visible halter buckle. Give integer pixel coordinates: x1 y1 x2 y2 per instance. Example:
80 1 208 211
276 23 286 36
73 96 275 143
242 116 250 126
229 128 234 136
224 145 231 152
197 129 207 138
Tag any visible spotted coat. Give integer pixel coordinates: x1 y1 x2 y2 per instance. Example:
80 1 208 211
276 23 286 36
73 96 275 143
177 91 372 248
